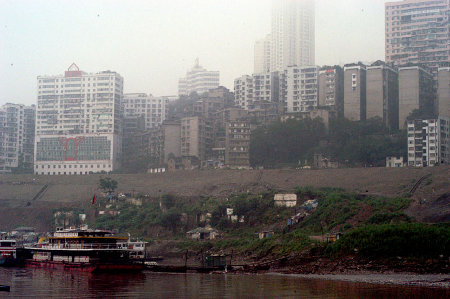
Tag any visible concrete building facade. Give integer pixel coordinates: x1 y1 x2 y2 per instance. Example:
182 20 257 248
0 103 35 173
280 66 319 113
439 116 450 164
161 120 181 163
366 63 399 130
121 115 146 168
398 66 435 129
344 64 367 121
385 0 450 78
270 0 315 71
180 116 212 161
437 67 450 117
34 64 123 175
178 59 220 97
225 120 253 168
318 66 344 117
123 93 169 130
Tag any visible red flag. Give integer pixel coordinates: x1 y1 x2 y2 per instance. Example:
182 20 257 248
92 194 96 205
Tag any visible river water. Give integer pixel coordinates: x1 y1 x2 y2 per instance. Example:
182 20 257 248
0 268 448 298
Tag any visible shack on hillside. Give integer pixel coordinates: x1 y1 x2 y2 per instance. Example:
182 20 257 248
274 194 297 207
186 226 219 240
258 230 274 239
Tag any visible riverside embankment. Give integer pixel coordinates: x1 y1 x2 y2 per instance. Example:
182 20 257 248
0 166 449 230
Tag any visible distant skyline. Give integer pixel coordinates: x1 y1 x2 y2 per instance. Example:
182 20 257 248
0 0 387 105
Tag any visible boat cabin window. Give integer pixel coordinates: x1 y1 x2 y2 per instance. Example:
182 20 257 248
0 241 15 247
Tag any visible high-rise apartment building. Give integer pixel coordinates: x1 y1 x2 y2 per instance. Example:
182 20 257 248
254 34 271 74
318 66 344 117
123 93 169 130
439 116 450 163
407 117 449 166
233 75 252 110
225 120 253 168
385 0 449 78
280 66 319 113
398 66 435 129
161 120 181 163
0 103 35 173
234 72 280 110
180 116 212 161
437 67 450 117
270 0 315 71
344 64 367 121
366 62 399 130
178 59 220 97
0 109 5 173
34 64 123 175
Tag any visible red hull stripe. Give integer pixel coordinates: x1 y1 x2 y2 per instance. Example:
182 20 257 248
24 260 143 273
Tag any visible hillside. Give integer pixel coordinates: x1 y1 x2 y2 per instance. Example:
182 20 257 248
0 166 449 230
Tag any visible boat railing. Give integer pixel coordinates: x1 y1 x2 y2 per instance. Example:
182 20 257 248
38 243 128 250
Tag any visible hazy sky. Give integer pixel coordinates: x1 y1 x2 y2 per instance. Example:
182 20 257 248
0 0 388 105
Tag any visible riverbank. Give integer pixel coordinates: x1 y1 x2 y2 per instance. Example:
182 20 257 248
270 273 450 288
148 249 449 277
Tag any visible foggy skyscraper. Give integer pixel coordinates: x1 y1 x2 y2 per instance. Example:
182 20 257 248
270 0 315 72
254 34 272 74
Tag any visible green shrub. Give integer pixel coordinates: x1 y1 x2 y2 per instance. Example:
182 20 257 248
326 223 450 258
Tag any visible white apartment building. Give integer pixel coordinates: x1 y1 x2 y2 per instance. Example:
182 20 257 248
270 0 315 71
439 116 450 164
407 117 449 167
34 63 123 175
234 72 279 110
178 59 220 97
280 66 319 113
234 75 253 110
254 34 271 74
123 93 169 130
0 103 35 173
0 109 5 173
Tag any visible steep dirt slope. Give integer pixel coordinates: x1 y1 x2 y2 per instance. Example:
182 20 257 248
0 166 448 230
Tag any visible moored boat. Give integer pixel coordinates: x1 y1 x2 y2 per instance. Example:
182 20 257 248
0 239 19 267
23 226 145 273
